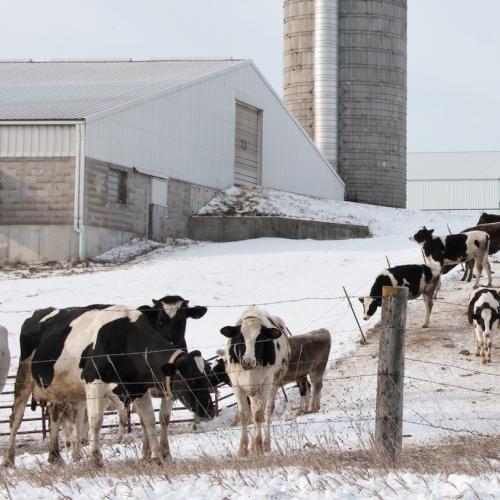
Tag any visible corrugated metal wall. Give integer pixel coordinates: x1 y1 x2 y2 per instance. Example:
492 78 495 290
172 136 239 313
0 124 76 157
85 63 344 200
408 179 500 211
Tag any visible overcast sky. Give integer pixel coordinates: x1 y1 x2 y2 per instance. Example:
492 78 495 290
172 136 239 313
1 0 499 153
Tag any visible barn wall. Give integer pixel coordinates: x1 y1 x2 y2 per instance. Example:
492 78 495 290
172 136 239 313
84 157 150 235
0 124 77 158
0 157 75 225
407 179 500 211
85 63 344 200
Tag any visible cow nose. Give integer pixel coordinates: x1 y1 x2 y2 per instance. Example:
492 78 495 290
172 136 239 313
242 358 255 370
363 315 369 321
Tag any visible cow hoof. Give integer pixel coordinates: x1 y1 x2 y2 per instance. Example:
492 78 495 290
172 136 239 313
422 324 429 329
238 448 249 458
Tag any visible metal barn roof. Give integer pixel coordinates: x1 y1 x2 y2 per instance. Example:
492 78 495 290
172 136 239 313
0 59 245 120
408 151 500 180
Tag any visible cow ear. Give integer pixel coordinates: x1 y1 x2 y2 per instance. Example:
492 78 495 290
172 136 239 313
429 229 434 234
161 363 175 377
152 299 159 305
187 306 207 319
220 325 241 338
261 326 282 339
188 350 202 359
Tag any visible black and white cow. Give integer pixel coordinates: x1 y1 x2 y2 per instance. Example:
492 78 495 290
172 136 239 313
468 288 500 364
410 227 492 289
220 306 290 456
3 305 214 466
360 264 441 328
138 295 207 352
215 329 331 415
0 325 10 394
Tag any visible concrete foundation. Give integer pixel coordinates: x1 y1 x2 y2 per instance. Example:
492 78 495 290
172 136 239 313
0 225 79 263
189 216 369 242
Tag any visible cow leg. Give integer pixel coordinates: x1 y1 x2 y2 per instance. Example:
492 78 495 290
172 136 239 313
133 392 161 462
422 292 433 328
307 372 323 413
466 261 474 282
85 382 107 467
107 393 127 443
139 417 151 460
234 388 250 457
249 393 264 454
433 276 441 299
262 382 278 453
473 258 484 289
3 362 34 466
70 402 86 462
159 396 174 460
483 254 492 287
297 378 310 415
474 326 482 357
47 404 64 464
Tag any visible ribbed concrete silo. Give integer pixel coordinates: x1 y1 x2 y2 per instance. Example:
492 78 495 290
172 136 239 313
283 0 407 208
283 0 316 140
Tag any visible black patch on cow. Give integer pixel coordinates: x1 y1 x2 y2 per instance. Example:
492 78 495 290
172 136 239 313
468 289 500 329
276 343 280 350
19 307 56 361
228 330 277 367
474 240 480 248
139 295 207 352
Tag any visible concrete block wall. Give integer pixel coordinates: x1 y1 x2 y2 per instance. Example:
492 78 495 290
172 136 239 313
166 178 218 239
84 158 150 235
0 157 75 224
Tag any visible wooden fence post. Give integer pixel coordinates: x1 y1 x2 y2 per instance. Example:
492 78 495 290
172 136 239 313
374 285 408 463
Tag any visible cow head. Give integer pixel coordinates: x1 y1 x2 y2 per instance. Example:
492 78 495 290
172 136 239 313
220 318 281 370
152 295 207 350
161 350 215 419
358 296 381 320
410 226 434 243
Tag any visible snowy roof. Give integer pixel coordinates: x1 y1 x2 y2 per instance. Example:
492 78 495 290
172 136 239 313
0 59 245 120
407 151 500 180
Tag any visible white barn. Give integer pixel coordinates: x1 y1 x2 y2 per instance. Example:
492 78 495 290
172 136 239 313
0 59 344 262
407 151 500 214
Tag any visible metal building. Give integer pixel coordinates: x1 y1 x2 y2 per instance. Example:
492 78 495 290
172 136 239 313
0 59 344 263
283 0 407 208
407 151 500 214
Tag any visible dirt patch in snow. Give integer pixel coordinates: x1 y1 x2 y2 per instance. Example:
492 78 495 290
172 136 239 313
329 263 500 445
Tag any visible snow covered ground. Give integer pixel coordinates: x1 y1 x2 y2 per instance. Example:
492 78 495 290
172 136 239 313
1 193 499 498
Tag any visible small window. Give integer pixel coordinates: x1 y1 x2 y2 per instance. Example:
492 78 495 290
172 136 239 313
108 169 127 204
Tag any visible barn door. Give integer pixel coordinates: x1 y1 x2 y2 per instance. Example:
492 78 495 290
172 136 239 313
234 101 261 186
148 178 168 242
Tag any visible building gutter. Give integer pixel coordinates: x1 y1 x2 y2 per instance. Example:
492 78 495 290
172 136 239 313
73 122 87 261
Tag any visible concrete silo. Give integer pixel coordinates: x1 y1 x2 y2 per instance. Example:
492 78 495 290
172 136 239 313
283 0 407 208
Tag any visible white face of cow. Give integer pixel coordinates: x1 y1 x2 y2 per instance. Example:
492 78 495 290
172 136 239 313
360 297 380 320
240 318 261 370
162 300 183 319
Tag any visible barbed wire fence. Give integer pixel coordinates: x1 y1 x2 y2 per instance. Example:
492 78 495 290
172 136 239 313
0 288 498 459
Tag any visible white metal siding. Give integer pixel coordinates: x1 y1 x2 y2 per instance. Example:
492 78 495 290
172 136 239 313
86 63 344 200
234 102 260 186
0 124 76 157
408 179 500 210
151 178 168 207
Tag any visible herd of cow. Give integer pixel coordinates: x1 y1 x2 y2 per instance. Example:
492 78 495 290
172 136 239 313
0 212 498 468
